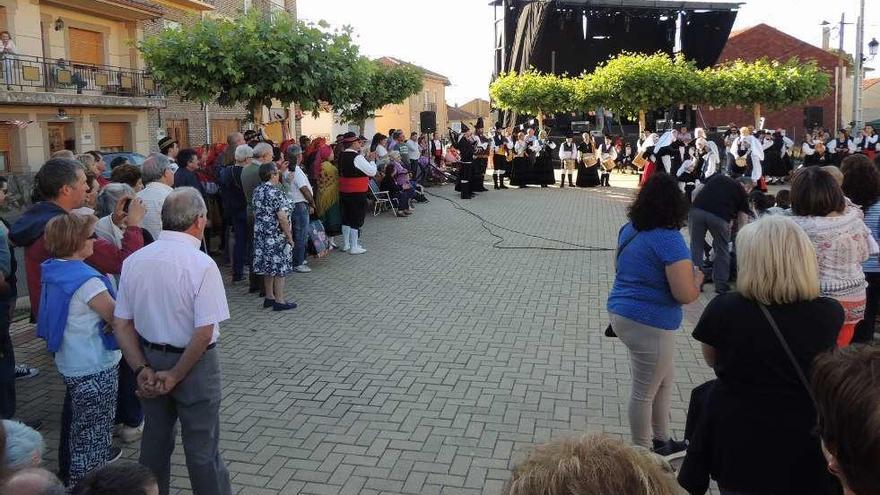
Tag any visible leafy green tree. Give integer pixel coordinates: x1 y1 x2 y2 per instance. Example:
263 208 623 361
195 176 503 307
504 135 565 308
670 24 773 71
139 12 367 120
587 52 702 133
489 70 578 129
704 58 831 128
337 60 424 133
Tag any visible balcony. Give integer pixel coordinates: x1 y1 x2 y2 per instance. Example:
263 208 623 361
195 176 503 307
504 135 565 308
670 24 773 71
0 54 165 109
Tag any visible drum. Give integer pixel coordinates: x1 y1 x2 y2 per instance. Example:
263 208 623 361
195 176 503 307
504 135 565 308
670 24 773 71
602 158 616 171
583 155 598 167
735 156 748 168
632 154 648 169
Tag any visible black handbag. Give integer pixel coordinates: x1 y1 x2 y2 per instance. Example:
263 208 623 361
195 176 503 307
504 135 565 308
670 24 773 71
605 227 640 338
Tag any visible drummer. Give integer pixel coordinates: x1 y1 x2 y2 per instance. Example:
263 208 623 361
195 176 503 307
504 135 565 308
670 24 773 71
598 134 617 187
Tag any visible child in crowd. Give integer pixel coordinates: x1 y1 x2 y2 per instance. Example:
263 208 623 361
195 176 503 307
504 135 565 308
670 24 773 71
767 189 791 215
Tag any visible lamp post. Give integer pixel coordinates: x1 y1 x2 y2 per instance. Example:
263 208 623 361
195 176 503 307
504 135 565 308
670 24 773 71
852 0 870 131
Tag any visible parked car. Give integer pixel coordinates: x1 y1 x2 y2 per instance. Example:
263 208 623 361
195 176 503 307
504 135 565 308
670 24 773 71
101 151 146 178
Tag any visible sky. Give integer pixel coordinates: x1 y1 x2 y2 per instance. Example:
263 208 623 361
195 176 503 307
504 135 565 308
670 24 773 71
296 0 880 107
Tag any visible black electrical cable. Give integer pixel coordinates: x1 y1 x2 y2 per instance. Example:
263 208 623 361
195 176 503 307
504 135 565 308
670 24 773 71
424 189 616 252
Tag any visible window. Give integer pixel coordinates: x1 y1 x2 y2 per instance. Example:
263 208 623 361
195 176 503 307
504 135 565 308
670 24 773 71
165 119 189 148
0 125 14 173
99 122 129 152
69 28 104 65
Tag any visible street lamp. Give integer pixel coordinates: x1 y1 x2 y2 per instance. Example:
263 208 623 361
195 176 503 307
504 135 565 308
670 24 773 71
870 37 879 58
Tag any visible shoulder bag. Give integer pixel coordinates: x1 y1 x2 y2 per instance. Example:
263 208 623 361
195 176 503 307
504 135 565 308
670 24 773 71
604 226 640 338
756 302 817 405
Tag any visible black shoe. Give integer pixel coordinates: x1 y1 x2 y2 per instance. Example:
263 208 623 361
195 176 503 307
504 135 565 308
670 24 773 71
652 438 688 461
263 298 275 308
107 446 123 464
273 301 297 311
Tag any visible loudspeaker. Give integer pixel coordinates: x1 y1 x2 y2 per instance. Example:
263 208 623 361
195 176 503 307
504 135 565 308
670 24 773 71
804 106 823 129
420 111 437 134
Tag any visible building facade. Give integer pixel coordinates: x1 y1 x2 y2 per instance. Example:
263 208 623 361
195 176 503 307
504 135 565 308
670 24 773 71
459 98 492 128
373 57 450 137
701 23 851 138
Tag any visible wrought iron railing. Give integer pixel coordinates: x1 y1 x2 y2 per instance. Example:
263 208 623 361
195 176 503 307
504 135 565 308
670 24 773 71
0 53 161 98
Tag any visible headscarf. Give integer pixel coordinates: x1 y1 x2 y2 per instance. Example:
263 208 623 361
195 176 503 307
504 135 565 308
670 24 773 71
654 130 675 150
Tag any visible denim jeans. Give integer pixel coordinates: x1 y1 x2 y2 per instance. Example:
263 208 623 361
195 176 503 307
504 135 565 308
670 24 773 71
232 210 248 278
292 202 309 267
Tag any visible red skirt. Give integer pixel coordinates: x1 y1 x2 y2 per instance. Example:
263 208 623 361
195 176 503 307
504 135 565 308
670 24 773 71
640 161 657 186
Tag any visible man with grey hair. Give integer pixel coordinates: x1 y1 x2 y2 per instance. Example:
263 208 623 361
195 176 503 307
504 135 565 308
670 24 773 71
225 144 253 282
113 187 231 495
241 142 272 293
137 154 175 240
0 468 65 495
689 174 753 294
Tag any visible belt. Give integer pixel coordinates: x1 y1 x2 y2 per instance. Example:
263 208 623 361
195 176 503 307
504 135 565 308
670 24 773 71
140 337 215 354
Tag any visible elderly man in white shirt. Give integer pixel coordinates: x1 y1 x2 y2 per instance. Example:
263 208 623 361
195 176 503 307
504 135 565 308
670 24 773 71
112 187 231 495
137 154 175 241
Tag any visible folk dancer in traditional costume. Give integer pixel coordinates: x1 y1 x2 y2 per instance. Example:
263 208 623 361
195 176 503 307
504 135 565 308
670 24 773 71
511 131 531 188
653 130 677 175
598 135 617 187
454 124 476 199
616 142 636 175
695 137 719 186
637 132 659 186
576 132 600 187
558 134 577 187
804 140 832 166
761 130 788 184
491 123 510 189
829 129 856 166
856 125 879 161
534 130 556 187
338 132 377 255
730 127 764 186
676 145 700 203
472 118 491 192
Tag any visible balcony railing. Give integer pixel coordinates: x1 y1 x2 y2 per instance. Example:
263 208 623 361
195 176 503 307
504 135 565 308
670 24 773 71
0 53 161 98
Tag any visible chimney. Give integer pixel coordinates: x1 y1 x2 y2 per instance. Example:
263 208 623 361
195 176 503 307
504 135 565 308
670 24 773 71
822 26 831 50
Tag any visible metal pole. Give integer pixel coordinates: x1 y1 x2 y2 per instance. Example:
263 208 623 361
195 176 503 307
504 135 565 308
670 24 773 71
852 0 865 131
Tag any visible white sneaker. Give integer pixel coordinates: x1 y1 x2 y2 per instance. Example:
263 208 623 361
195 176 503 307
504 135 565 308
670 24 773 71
349 246 366 255
293 264 311 273
349 229 366 255
341 226 351 252
118 423 144 444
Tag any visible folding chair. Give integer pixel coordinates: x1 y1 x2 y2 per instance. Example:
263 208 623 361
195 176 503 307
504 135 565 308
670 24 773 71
368 179 398 217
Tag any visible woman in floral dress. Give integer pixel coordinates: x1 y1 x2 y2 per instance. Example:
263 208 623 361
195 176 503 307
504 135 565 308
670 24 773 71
252 162 296 311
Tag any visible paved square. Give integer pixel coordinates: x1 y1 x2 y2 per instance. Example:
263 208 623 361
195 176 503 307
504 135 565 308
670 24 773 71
11 173 717 494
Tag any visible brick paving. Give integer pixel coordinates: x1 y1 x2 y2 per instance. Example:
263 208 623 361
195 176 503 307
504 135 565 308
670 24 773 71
11 171 718 494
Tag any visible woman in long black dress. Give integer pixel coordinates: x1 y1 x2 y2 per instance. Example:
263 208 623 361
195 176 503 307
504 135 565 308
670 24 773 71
511 132 531 188
761 131 787 183
576 132 600 187
534 130 557 187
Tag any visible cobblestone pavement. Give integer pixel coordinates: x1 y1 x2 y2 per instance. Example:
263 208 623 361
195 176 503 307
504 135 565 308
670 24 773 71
12 171 718 494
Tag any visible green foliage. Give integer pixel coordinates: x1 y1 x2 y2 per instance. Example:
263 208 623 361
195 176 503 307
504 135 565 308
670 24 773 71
139 12 368 119
489 70 578 116
337 60 424 128
704 58 831 110
587 52 702 115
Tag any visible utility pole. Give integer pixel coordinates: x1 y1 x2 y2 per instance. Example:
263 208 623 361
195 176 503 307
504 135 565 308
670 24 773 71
852 0 866 130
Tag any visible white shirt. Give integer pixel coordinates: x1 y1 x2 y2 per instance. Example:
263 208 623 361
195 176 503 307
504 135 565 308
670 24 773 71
286 165 312 204
114 231 230 348
55 275 121 377
405 139 421 160
345 149 377 177
559 141 576 160
375 144 388 158
137 181 173 241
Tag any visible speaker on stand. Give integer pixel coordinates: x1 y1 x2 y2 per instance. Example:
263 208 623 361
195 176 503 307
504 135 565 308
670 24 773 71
420 111 437 134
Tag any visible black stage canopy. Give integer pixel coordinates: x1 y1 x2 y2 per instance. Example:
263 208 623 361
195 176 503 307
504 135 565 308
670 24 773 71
491 0 741 131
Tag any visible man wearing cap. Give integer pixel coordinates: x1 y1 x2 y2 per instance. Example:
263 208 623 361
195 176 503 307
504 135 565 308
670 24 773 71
338 132 377 255
157 137 179 173
455 124 476 199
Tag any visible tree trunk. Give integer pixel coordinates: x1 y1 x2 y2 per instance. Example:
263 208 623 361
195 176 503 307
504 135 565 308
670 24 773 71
537 111 544 133
753 103 762 129
357 119 366 135
638 110 646 135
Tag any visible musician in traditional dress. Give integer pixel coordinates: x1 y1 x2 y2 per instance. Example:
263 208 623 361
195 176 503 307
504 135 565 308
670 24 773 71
598 134 617 187
491 123 509 190
829 129 856 166
472 118 491 193
533 130 556 187
454 124 476 199
761 130 788 184
676 145 700 203
511 131 531 188
855 125 879 161
576 132 600 187
558 134 577 187
730 127 764 184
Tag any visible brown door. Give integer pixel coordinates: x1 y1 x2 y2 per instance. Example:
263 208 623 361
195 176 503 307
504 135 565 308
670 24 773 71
99 122 128 152
69 27 104 66
165 119 189 148
47 122 72 156
210 119 240 144
0 125 13 173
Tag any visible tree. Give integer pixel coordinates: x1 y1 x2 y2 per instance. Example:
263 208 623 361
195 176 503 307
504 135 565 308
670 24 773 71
139 12 368 121
705 58 831 128
336 60 424 133
489 70 578 129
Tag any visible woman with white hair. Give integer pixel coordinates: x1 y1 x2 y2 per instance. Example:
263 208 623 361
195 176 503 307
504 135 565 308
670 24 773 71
1 419 43 473
679 215 843 495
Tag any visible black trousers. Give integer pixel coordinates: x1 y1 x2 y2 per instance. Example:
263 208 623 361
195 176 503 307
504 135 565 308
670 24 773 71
473 158 488 186
854 272 880 343
0 297 14 419
340 192 367 229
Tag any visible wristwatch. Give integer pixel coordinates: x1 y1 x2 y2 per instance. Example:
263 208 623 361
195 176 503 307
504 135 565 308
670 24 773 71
134 363 151 378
